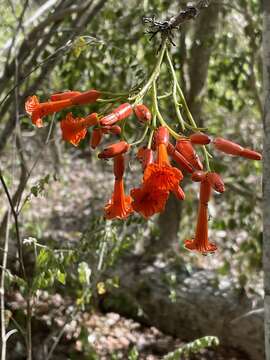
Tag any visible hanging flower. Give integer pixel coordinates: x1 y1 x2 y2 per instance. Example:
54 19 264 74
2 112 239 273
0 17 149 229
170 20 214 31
50 91 81 101
184 202 217 254
131 187 169 218
60 112 98 146
104 155 133 219
25 95 73 127
184 180 217 254
90 128 103 149
70 89 101 105
143 127 183 193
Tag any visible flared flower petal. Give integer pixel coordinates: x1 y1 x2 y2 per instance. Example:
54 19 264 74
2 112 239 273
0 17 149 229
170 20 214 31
25 95 73 127
105 178 133 219
143 163 183 192
131 187 169 218
184 203 217 254
60 113 88 146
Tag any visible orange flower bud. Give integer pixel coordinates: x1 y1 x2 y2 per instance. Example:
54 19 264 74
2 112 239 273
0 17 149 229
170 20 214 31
190 132 211 145
90 128 103 149
100 113 118 127
50 91 81 101
213 137 243 156
176 139 203 170
108 125 122 135
207 172 225 193
142 148 154 170
155 127 169 146
101 104 133 126
70 90 100 105
85 112 99 127
167 143 193 173
113 154 125 179
98 141 130 159
101 125 122 135
134 104 152 123
191 170 206 182
241 148 262 161
113 103 133 120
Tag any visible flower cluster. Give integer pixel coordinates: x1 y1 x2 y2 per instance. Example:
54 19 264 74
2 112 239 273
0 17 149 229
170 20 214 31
25 86 261 255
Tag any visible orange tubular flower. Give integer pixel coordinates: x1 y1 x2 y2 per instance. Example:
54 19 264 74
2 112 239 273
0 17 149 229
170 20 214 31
131 187 169 218
70 90 101 105
213 137 243 156
98 141 130 159
190 132 211 145
143 127 183 192
176 139 203 170
105 155 133 220
50 91 81 101
142 128 183 193
105 178 133 219
240 148 262 161
25 95 73 127
60 112 98 146
184 202 217 254
184 179 217 254
134 104 152 123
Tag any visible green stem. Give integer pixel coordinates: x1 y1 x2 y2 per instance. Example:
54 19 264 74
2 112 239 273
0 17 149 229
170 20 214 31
129 41 167 103
203 146 211 171
166 49 197 128
152 81 180 139
130 125 149 146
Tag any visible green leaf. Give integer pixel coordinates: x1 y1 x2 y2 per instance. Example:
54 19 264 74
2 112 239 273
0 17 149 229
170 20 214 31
56 270 66 285
36 248 49 268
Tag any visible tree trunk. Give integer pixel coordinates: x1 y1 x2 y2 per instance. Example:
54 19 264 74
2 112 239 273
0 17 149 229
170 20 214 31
263 1 270 359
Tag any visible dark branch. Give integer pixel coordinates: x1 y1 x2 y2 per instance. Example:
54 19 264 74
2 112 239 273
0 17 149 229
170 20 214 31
143 0 211 43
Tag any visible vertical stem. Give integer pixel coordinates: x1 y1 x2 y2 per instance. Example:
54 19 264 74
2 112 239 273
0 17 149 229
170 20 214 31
0 210 11 360
26 299 32 360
